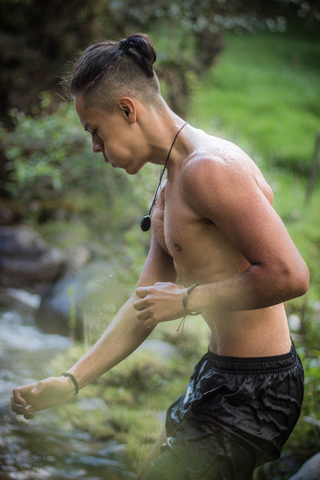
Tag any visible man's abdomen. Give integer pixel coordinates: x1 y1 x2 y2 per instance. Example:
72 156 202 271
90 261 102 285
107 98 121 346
204 303 291 358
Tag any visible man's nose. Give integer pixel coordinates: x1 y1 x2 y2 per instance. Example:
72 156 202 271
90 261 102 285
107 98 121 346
92 140 103 153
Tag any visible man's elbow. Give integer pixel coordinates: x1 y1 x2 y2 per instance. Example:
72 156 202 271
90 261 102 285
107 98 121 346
284 262 309 300
295 262 309 296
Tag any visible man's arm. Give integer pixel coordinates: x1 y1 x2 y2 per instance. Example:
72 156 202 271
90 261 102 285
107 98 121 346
183 156 309 312
11 234 177 419
134 155 309 325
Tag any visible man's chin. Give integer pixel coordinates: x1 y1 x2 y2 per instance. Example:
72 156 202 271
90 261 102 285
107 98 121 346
126 165 141 175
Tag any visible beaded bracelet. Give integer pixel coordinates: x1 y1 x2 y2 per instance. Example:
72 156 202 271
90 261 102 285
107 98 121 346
61 372 79 395
183 284 200 316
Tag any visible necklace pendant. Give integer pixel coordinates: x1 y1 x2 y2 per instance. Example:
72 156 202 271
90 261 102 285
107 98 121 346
140 215 151 232
140 121 188 233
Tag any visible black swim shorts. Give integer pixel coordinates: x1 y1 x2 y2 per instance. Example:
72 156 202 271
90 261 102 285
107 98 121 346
149 342 304 480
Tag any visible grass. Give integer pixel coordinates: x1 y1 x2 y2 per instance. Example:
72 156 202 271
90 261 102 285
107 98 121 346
189 30 320 172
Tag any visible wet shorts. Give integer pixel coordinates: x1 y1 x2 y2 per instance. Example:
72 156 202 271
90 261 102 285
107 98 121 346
148 341 304 480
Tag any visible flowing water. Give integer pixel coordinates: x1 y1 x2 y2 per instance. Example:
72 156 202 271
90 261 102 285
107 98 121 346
0 290 134 480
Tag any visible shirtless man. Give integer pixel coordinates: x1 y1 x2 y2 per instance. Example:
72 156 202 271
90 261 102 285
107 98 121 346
11 34 309 480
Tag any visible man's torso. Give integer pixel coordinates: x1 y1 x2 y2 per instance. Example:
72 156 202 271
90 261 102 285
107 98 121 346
151 129 291 357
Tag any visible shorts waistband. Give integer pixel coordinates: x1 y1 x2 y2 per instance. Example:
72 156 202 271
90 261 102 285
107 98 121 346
205 341 299 373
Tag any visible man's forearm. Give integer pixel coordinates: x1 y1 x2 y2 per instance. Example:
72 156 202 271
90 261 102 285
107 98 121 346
187 262 309 314
67 295 152 390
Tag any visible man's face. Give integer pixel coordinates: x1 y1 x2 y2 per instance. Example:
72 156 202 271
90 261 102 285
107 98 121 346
74 94 135 172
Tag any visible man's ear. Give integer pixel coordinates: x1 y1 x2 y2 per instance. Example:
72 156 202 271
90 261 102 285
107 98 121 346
119 97 137 124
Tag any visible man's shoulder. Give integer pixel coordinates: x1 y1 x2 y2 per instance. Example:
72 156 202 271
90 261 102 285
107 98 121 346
182 134 253 191
180 134 273 221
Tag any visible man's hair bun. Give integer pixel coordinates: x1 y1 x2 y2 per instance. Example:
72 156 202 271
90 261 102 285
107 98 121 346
118 33 156 77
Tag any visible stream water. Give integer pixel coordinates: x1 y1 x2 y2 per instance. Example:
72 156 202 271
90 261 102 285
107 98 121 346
0 290 134 480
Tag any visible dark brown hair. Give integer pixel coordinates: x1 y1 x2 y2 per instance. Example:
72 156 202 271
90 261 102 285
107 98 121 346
68 33 161 112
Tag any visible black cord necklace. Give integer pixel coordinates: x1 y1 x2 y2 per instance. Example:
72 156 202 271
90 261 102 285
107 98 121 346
140 122 188 232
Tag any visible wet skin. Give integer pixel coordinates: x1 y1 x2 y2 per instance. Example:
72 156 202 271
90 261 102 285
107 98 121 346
140 132 301 357
11 94 309 419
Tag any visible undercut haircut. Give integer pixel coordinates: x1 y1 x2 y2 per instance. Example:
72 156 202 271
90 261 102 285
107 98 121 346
68 33 162 113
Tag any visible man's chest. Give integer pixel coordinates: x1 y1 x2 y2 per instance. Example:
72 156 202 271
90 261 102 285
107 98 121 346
151 182 194 255
150 182 237 274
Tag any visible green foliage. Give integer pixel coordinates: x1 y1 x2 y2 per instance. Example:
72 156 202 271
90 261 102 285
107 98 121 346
2 99 97 197
266 170 320 306
190 31 320 172
0 97 162 249
283 346 320 457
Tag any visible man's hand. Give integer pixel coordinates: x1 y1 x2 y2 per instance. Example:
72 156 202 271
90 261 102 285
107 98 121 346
134 282 186 327
11 376 76 420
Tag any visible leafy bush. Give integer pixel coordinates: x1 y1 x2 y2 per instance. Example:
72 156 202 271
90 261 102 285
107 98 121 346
1 99 104 198
0 97 161 240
